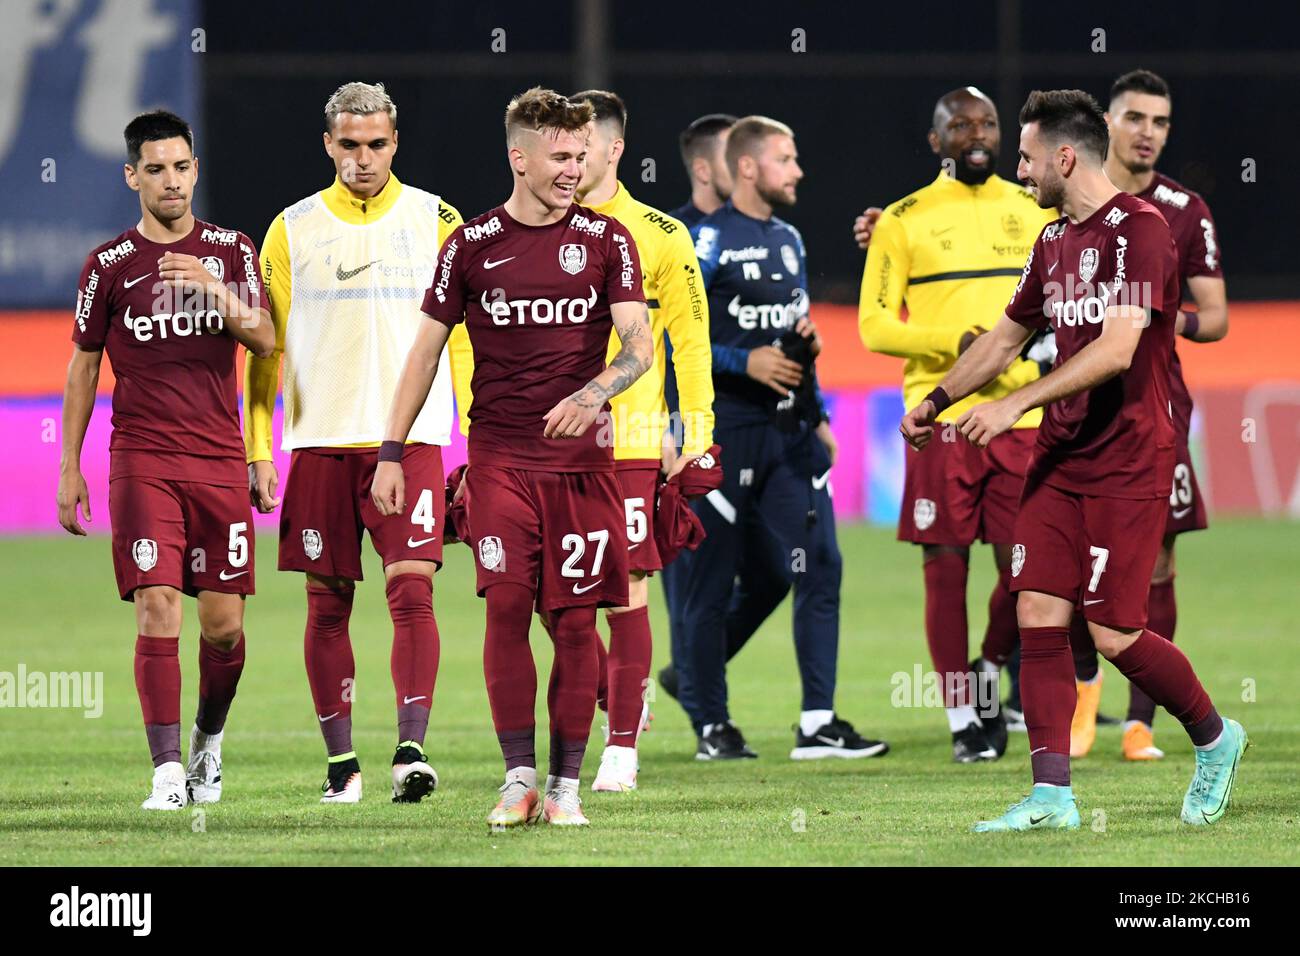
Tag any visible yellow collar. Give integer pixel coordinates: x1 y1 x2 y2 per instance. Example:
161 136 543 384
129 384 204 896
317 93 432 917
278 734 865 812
932 169 1006 196
587 180 629 216
321 172 403 222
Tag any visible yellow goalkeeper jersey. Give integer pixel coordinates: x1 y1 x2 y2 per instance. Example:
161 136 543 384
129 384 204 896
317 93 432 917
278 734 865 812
448 182 715 461
858 171 1054 427
244 173 463 461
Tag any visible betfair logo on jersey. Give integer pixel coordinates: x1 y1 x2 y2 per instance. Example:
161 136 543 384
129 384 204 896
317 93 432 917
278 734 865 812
569 213 607 237
727 287 808 331
97 239 137 268
123 306 225 342
481 285 597 325
719 246 769 266
75 269 101 332
239 243 260 295
1152 184 1190 209
201 228 238 245
464 217 503 242
642 211 678 234
433 239 458 303
614 233 635 290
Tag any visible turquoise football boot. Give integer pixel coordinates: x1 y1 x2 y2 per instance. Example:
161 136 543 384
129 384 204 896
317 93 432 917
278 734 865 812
1181 718 1248 826
973 784 1081 832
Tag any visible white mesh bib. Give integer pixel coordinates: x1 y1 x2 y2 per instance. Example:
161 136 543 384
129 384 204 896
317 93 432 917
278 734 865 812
280 185 452 449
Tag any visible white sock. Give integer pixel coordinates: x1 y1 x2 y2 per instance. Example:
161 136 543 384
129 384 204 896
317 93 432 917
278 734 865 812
550 775 579 794
1194 729 1224 751
799 709 835 736
946 705 979 732
190 725 222 755
506 766 537 789
1122 720 1152 733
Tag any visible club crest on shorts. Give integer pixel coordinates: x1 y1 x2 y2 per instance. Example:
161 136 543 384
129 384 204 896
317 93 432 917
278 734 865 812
1011 543 1026 577
478 535 504 572
1078 248 1099 283
200 256 225 282
132 538 158 572
558 243 587 275
913 498 936 531
302 529 323 561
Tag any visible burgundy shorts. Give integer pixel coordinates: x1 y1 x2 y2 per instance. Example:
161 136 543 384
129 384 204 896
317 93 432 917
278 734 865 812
464 464 629 612
898 427 1036 546
1166 438 1208 535
617 460 662 574
278 444 445 580
1010 476 1166 631
109 476 255 602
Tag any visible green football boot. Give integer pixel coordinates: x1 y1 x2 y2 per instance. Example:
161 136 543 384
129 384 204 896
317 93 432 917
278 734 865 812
973 784 1081 832
1181 718 1248 826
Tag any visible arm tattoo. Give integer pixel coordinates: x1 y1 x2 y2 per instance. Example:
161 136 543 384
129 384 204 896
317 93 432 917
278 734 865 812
574 309 652 406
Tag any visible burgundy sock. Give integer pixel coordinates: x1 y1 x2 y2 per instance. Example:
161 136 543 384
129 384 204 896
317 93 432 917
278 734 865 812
135 635 181 767
305 585 356 757
1109 629 1221 746
387 573 439 745
594 634 609 712
546 605 599 779
979 569 1019 666
1019 626 1074 786
1128 579 1177 726
923 551 971 707
484 583 538 767
196 633 245 735
606 606 652 747
1070 614 1099 681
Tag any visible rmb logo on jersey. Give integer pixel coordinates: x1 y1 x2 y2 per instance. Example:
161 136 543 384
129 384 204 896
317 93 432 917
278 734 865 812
558 243 587 275
1011 544 1026 577
1078 248 1099 283
302 529 323 561
478 535 504 572
132 539 158 572
913 498 936 531
200 256 224 282
780 244 799 275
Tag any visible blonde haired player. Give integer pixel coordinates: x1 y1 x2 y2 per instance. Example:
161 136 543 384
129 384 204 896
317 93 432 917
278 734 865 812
244 81 462 804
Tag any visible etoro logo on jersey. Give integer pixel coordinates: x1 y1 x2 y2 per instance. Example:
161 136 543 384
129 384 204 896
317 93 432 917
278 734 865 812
123 306 224 342
727 286 808 331
480 286 597 326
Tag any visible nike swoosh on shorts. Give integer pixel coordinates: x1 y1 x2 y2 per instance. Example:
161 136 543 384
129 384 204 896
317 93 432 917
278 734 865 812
218 569 249 581
407 537 437 548
572 580 602 595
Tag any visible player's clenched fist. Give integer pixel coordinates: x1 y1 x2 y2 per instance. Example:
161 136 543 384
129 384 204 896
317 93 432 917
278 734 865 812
248 460 282 513
956 398 1020 449
371 460 406 516
899 399 939 450
852 206 883 251
158 252 218 291
543 388 602 439
56 469 92 535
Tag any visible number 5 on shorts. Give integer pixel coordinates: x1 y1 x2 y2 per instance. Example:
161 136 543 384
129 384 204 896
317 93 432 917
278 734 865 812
624 497 647 545
228 521 249 568
1087 545 1109 593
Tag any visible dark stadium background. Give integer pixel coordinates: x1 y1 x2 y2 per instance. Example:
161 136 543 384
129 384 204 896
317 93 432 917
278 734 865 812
195 0 1300 302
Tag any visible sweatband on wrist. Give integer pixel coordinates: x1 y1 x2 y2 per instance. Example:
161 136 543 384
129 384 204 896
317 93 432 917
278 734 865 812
377 441 404 463
924 387 952 414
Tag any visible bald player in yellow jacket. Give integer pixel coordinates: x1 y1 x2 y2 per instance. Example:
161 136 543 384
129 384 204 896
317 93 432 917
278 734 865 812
449 90 715 793
244 82 463 805
856 87 1056 764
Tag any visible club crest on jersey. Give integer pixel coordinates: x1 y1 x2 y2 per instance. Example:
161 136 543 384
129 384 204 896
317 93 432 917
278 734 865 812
478 535 504 571
132 538 158 572
1078 248 1099 283
559 243 587 275
913 498 936 531
1002 214 1023 239
1011 544 1026 577
200 256 225 282
302 529 323 561
780 244 799 276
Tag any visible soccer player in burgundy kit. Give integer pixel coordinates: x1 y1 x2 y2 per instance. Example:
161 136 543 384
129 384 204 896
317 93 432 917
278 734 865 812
901 90 1246 831
372 88 652 827
57 111 274 810
1068 70 1230 760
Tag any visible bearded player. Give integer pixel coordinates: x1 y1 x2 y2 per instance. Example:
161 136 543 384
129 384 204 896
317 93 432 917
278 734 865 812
372 88 652 827
1067 69 1229 761
901 90 1245 831
57 110 274 810
244 82 462 804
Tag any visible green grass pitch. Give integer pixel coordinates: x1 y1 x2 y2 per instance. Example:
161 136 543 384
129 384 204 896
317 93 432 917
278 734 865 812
1 518 1295 866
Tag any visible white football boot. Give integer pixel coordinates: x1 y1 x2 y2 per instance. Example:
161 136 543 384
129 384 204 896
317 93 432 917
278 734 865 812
321 768 363 803
186 727 223 804
591 745 638 792
142 761 188 811
391 743 439 803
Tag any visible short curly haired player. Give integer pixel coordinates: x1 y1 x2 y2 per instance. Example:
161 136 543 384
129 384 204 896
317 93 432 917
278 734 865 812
901 90 1246 831
372 88 652 828
58 110 274 811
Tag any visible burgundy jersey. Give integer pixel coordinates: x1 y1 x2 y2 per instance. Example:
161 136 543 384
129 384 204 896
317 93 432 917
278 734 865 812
72 220 263 487
422 204 644 472
1006 191 1179 499
1137 171 1223 436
